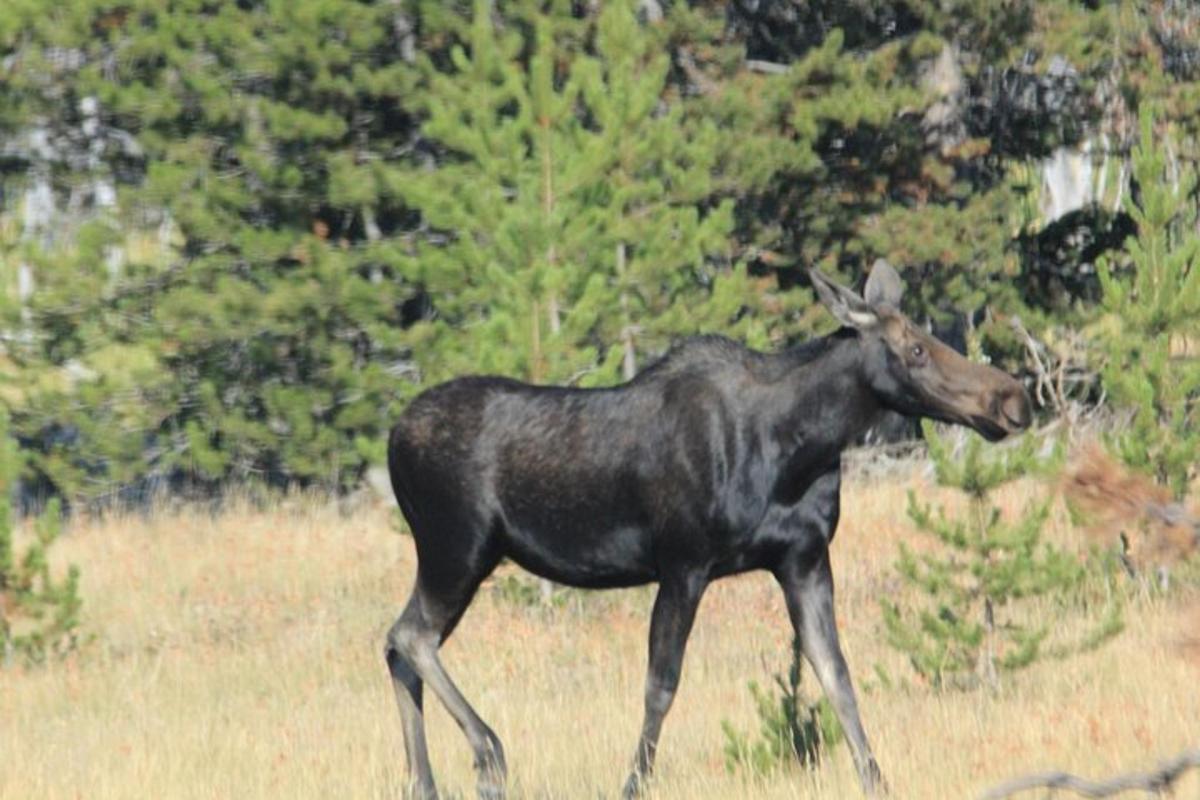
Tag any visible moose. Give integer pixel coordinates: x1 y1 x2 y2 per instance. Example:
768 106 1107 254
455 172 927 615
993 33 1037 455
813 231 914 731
383 261 1032 799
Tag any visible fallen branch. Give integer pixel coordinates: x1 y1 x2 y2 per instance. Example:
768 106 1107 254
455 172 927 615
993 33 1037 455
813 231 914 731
979 748 1200 799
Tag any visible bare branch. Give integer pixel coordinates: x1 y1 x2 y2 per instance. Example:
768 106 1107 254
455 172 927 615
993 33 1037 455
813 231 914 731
1009 317 1100 430
1010 316 1053 410
979 748 1200 799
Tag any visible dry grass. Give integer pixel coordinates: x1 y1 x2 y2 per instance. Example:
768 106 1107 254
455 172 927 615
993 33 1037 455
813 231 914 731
2 470 1198 800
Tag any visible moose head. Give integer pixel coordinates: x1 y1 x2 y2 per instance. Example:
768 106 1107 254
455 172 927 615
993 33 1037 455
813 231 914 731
810 261 1032 442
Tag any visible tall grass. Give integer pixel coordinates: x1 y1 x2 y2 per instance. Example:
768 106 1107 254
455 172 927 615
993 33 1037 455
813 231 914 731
1 471 1197 799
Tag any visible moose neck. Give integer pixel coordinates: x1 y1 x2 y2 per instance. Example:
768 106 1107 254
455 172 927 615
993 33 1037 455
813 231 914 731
762 331 883 455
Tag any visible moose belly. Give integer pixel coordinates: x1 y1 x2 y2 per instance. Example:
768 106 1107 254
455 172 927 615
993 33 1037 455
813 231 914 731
486 406 667 587
495 485 658 588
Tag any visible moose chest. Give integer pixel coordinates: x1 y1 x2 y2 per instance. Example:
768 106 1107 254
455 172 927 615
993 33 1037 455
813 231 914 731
705 464 843 579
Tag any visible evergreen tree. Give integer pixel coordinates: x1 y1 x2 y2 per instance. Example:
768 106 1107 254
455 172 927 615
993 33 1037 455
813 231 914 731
394 0 767 389
1096 107 1200 499
3 0 424 497
721 641 843 777
4 0 1200 501
882 421 1122 689
0 408 82 666
702 3 1059 351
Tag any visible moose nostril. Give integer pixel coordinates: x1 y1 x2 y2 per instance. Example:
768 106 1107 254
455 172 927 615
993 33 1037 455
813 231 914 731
1001 390 1032 429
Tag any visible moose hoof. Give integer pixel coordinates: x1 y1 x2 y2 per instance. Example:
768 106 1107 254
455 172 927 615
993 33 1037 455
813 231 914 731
404 781 438 800
472 736 506 800
621 771 648 800
475 758 506 800
861 762 889 797
476 781 505 800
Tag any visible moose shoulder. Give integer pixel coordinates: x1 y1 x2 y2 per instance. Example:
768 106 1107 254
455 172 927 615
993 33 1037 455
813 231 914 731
383 261 1033 800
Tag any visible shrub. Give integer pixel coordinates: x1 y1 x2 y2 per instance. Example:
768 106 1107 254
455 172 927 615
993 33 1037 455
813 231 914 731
721 641 843 776
882 422 1122 689
0 409 82 666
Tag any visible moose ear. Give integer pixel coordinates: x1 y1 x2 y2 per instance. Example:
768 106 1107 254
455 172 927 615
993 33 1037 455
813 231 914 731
863 258 904 308
809 268 879 330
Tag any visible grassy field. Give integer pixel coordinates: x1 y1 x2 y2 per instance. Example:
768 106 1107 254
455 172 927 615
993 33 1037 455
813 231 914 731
2 466 1198 799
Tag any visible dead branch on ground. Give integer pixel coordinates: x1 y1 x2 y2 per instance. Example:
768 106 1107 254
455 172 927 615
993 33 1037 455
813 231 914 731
979 748 1200 799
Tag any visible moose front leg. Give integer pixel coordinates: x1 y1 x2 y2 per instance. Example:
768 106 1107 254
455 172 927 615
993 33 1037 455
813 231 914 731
776 551 885 796
622 572 707 799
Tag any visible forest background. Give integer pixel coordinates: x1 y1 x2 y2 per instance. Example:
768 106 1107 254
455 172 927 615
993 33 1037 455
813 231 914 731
1 0 1199 505
3 3 1200 796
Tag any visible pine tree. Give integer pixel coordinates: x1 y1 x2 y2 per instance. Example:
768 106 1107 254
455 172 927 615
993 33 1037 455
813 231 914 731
699 6 1047 352
3 0 424 497
0 408 81 666
720 640 843 776
5 1 1200 502
394 0 765 389
389 0 596 384
1096 107 1200 499
882 421 1121 689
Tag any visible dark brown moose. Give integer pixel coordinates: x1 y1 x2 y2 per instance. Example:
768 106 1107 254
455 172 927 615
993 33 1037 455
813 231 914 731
383 261 1032 799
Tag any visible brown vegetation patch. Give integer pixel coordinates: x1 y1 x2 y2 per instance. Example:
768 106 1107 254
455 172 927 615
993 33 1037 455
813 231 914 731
1064 444 1199 566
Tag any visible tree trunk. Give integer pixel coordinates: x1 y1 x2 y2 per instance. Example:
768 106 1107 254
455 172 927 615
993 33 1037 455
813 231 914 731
617 241 636 381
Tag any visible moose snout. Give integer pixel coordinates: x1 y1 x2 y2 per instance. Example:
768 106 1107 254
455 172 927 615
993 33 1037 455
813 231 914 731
998 387 1032 432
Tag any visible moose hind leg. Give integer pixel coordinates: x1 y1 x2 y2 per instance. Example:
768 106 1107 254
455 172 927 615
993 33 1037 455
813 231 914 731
385 594 437 800
622 573 707 799
777 553 885 796
389 575 507 800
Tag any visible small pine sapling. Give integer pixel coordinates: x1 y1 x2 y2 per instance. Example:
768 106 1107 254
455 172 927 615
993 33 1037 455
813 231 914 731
882 421 1122 690
1095 107 1200 501
721 639 843 776
0 411 83 666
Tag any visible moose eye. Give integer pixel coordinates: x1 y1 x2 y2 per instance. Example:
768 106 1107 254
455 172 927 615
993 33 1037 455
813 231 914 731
911 343 926 360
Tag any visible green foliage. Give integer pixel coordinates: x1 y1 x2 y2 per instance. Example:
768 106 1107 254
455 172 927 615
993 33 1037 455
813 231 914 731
0 409 82 666
3 0 420 499
395 0 763 388
721 642 843 776
2 1 1200 502
1095 107 1200 499
883 421 1122 689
